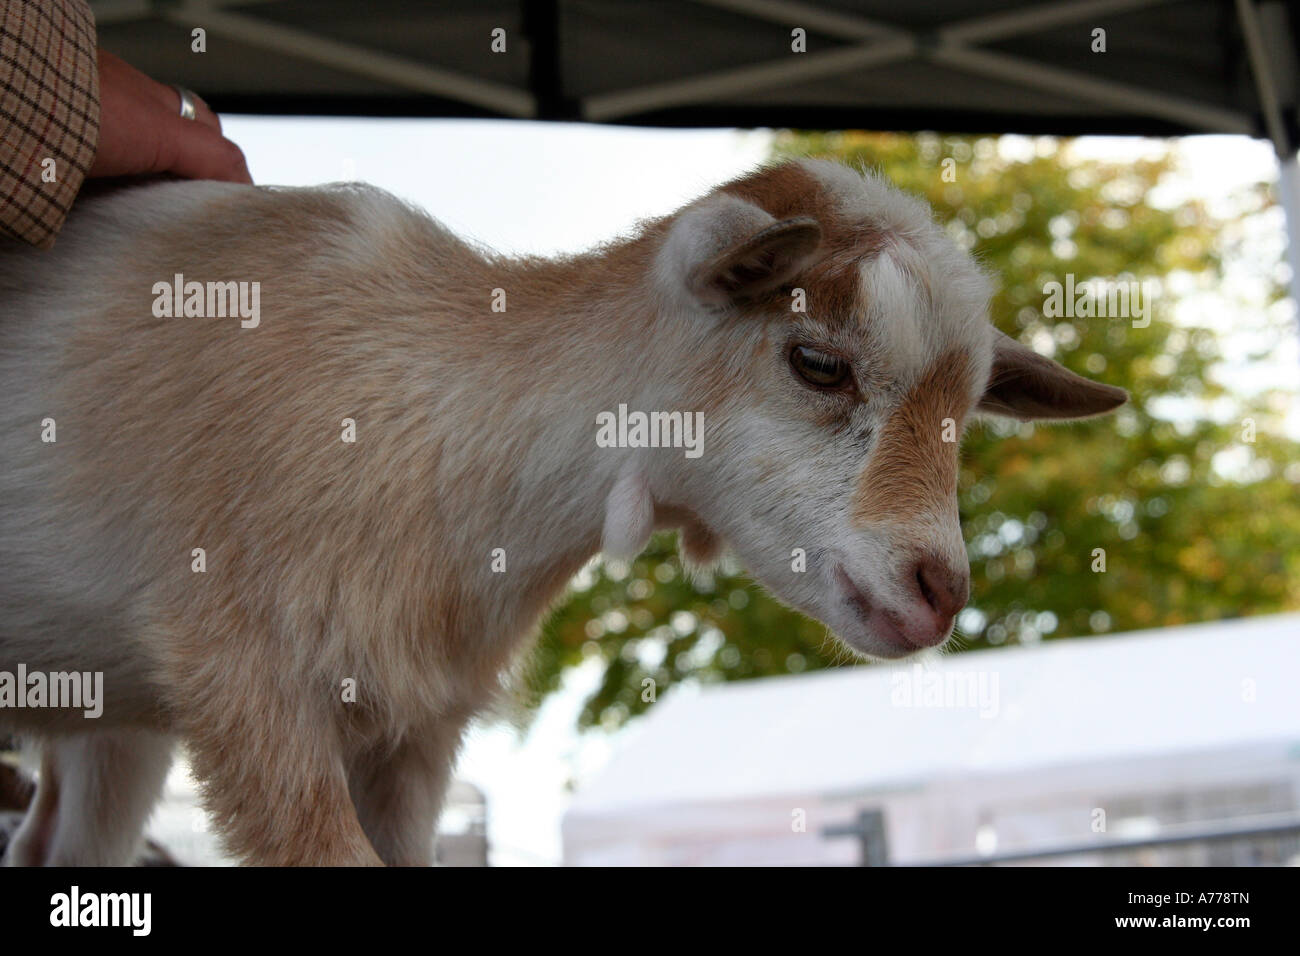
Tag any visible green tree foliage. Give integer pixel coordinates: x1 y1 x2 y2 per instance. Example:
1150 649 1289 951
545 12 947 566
524 132 1300 732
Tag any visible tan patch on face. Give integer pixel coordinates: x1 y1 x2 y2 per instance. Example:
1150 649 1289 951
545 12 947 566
852 350 974 529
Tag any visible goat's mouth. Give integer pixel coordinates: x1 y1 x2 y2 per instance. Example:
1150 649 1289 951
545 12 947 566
832 564 927 658
834 564 874 619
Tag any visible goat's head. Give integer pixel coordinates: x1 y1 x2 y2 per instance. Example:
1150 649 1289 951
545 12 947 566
610 159 1126 660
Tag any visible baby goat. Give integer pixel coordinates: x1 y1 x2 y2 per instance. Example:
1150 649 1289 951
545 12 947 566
0 160 1124 865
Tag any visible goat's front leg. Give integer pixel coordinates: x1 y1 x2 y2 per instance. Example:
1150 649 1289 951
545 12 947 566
179 678 382 866
348 712 471 866
191 723 381 866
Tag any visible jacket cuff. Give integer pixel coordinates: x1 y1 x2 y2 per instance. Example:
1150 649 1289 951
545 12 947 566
0 0 100 249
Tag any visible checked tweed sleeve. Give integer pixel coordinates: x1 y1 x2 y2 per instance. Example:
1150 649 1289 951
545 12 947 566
0 0 99 248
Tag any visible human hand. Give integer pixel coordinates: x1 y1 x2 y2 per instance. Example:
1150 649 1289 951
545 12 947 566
88 49 252 183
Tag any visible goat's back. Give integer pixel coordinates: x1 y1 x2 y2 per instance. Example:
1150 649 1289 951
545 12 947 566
0 180 487 728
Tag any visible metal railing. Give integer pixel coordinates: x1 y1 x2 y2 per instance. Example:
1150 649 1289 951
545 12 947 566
824 808 1300 866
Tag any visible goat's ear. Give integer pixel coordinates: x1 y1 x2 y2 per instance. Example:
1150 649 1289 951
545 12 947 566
687 217 822 307
977 330 1128 421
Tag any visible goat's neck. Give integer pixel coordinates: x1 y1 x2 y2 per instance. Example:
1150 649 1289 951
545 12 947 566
456 250 677 628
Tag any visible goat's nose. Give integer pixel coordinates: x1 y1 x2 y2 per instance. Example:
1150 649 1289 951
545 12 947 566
914 556 969 621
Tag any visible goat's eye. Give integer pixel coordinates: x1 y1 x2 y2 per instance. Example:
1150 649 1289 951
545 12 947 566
790 346 851 390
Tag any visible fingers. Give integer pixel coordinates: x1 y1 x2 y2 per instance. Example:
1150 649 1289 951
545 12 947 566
157 115 253 184
164 85 223 135
162 88 248 181
190 94 223 135
92 47 248 183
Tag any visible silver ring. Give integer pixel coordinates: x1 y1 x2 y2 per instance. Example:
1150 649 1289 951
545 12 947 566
175 85 198 121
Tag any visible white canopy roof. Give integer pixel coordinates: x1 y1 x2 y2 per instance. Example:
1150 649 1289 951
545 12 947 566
567 612 1300 818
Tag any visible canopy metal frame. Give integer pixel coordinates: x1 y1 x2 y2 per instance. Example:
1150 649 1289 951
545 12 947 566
92 0 1294 145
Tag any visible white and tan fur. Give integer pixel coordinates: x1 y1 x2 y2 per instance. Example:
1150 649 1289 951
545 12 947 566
0 160 1124 865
